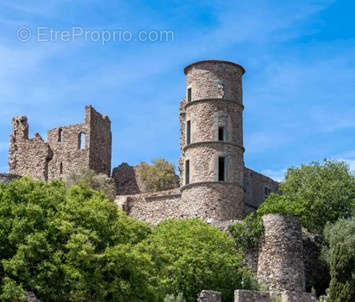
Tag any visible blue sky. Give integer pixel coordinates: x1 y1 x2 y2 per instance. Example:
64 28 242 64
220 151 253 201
0 0 354 181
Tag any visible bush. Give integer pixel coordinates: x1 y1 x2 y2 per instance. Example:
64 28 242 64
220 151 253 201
138 219 258 302
64 168 117 201
0 178 157 302
323 218 355 302
228 214 263 252
137 159 179 192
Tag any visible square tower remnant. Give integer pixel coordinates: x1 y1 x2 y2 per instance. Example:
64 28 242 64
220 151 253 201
9 105 111 181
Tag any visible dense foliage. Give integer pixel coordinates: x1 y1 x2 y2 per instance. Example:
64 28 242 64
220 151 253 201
0 178 254 301
139 219 258 302
228 213 263 252
258 160 355 234
0 178 155 302
323 218 355 302
138 159 180 192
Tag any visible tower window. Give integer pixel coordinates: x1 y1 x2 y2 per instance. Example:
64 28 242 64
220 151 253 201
185 160 190 185
217 83 224 98
186 120 191 145
218 127 224 141
218 157 225 181
187 88 192 103
58 128 63 142
78 132 86 150
59 162 63 175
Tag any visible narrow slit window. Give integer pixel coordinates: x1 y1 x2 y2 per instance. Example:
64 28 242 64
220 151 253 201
58 128 63 142
78 132 86 150
218 157 225 181
59 162 63 175
186 120 191 145
218 126 224 141
185 160 190 185
187 88 192 103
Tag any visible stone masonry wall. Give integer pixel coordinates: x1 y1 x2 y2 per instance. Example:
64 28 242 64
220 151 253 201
181 182 244 221
112 163 147 195
234 290 316 302
47 122 89 180
9 116 53 181
9 106 111 181
243 167 279 214
257 214 305 292
114 188 182 224
197 290 222 302
87 106 112 176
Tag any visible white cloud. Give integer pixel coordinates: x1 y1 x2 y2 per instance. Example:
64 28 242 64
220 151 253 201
260 168 287 182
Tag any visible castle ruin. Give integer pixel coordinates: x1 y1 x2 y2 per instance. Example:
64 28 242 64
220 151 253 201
9 105 111 181
3 60 317 302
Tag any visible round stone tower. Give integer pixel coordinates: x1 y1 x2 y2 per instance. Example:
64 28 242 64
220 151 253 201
180 60 245 221
257 214 306 292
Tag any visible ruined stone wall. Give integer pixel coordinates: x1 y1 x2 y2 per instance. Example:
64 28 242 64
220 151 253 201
234 290 316 302
47 123 89 180
243 167 279 214
9 116 52 181
9 106 111 181
197 290 222 302
115 188 182 224
112 163 147 195
87 106 112 176
257 214 305 292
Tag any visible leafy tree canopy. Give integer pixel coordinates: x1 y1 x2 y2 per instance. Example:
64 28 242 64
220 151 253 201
138 159 180 192
0 177 155 302
258 159 355 233
138 219 258 302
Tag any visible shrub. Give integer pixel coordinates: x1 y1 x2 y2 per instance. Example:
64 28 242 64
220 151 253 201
138 219 258 302
323 218 355 302
228 214 263 252
64 168 117 201
137 159 179 192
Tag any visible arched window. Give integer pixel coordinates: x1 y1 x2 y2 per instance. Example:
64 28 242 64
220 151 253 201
58 128 63 142
78 132 86 150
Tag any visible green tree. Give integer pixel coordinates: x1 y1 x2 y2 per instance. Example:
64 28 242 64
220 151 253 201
138 159 180 192
138 219 258 302
258 160 355 233
0 177 157 302
64 168 117 201
323 218 355 302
